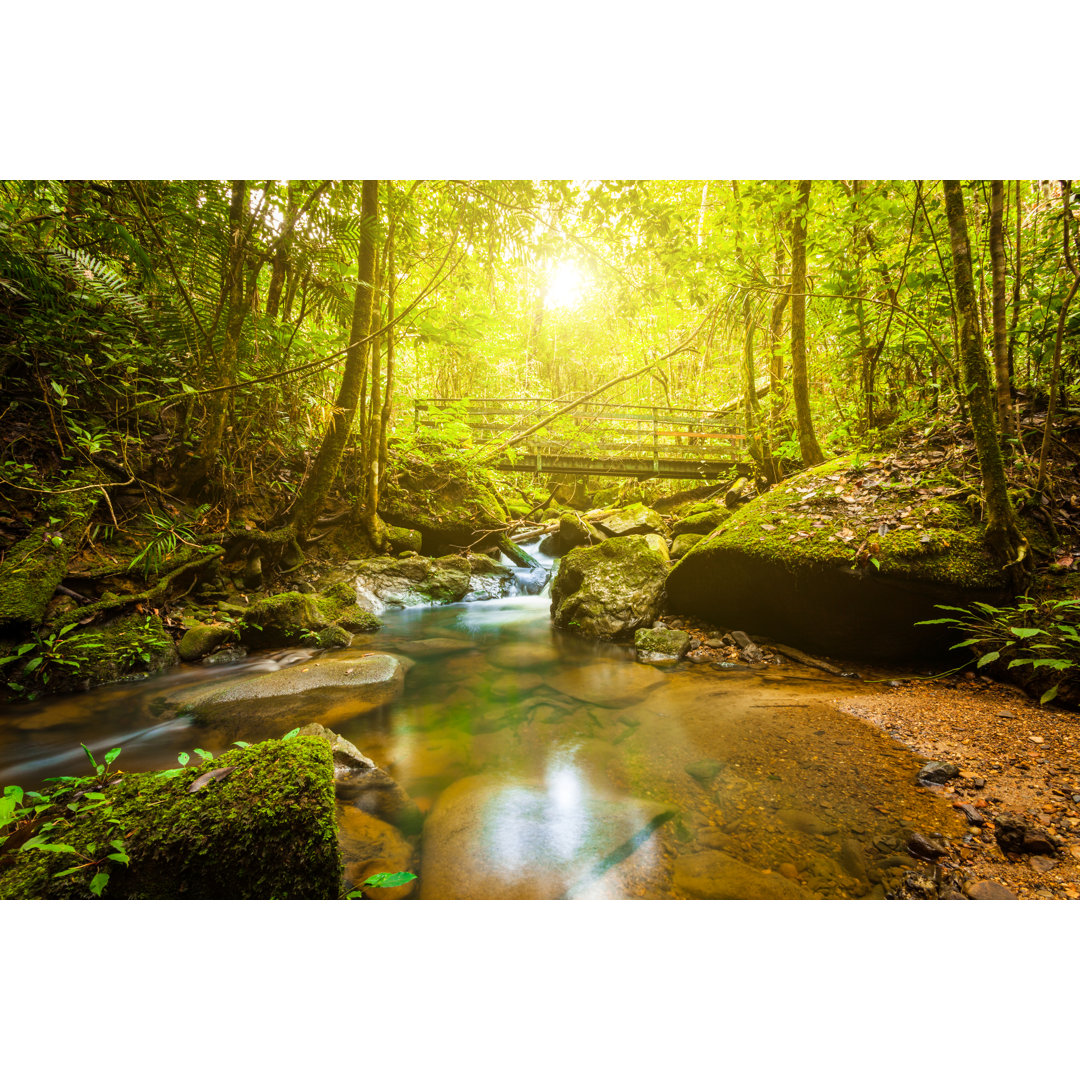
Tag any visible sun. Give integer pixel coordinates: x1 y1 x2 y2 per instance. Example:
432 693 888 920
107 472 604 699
544 260 589 310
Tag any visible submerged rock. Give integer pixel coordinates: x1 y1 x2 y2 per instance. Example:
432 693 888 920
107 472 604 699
550 534 669 640
544 660 667 707
338 805 416 899
160 653 406 736
672 850 809 899
419 773 674 899
917 761 960 785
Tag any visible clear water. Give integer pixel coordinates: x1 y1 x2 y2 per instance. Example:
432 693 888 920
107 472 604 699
0 543 960 899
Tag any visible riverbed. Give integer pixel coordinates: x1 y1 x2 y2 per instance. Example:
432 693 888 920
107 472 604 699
0 547 965 899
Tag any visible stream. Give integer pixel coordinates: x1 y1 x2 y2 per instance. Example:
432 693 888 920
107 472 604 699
0 543 961 899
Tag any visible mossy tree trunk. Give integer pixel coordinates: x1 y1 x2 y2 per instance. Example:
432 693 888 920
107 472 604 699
291 180 379 539
942 180 1027 574
790 180 825 467
989 180 1016 441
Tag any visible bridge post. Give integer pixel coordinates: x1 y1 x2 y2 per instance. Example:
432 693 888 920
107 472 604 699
652 407 659 472
413 399 420 431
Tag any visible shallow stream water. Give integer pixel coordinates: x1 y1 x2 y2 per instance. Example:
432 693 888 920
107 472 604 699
0 545 961 899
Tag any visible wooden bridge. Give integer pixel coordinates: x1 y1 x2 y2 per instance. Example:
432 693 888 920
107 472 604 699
412 397 747 480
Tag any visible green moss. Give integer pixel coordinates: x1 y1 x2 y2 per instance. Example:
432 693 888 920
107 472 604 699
682 454 1009 589
0 469 101 628
0 737 342 899
315 586 382 633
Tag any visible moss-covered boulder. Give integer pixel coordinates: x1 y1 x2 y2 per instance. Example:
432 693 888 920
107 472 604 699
237 588 378 648
666 455 1013 661
385 525 423 555
178 622 237 662
550 534 670 641
594 502 666 538
380 439 507 555
46 612 179 693
669 532 704 561
240 590 326 647
672 508 729 537
0 737 342 899
0 468 102 631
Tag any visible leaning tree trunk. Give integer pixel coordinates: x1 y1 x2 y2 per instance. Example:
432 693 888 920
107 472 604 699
291 180 379 539
989 180 1016 440
790 180 825 467
942 180 1027 576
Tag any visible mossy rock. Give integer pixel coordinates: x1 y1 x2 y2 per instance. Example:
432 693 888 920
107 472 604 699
0 468 102 630
240 590 326 648
666 454 1013 661
178 622 237 662
385 525 423 555
669 532 704 561
40 612 179 693
380 440 507 555
672 509 729 537
0 737 342 899
550 534 670 641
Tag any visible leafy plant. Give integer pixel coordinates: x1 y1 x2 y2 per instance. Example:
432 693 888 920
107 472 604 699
1 744 129 897
128 504 208 577
345 871 417 899
0 621 99 697
917 597 1080 704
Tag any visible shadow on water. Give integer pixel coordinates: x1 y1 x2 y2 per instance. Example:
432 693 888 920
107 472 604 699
0 542 960 898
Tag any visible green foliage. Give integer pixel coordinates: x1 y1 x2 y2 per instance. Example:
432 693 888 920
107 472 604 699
917 597 1080 704
0 744 127 897
128 504 209 577
345 871 418 899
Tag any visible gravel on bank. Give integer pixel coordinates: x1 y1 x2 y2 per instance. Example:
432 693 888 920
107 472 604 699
838 674 1080 899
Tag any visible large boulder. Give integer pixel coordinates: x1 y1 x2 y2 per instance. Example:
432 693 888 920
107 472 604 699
462 554 517 601
550 534 670 640
349 554 474 613
380 438 508 554
666 454 1013 662
0 737 342 899
419 773 674 899
594 502 666 538
159 653 406 736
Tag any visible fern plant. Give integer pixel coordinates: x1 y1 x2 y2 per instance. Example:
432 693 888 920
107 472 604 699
917 597 1080 704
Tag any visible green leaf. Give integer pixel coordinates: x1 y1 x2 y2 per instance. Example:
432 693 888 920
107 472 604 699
232 741 250 748
81 743 98 772
89 871 110 897
1009 627 1043 639
3 785 24 803
361 871 417 889
176 751 190 767
281 728 300 741
193 748 212 762
23 656 43 673
1040 685 1060 705
976 651 1000 668
22 839 79 854
107 852 130 865
104 747 122 765
53 866 88 878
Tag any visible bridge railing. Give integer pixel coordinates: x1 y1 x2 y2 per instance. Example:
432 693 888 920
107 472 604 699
412 397 745 476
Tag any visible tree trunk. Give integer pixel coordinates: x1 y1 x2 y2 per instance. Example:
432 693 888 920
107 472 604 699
790 180 825 466
941 180 1026 574
989 180 1015 439
291 180 379 538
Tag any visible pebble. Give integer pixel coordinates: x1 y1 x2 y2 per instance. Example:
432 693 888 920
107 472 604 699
908 833 949 860
1029 855 1057 873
